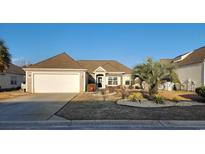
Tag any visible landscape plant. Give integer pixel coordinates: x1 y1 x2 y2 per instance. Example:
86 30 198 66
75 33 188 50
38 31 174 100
128 92 144 102
153 95 164 104
133 57 179 96
172 97 180 102
120 86 129 99
195 86 205 98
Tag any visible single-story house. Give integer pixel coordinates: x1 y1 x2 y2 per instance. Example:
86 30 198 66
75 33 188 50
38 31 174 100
163 46 205 90
0 63 25 90
24 53 132 93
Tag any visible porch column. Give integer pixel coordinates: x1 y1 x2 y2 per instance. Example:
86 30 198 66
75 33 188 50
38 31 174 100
121 74 123 86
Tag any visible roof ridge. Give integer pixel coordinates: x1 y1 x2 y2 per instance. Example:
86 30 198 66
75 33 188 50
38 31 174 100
102 62 118 68
175 46 205 59
30 52 67 66
112 60 132 70
28 52 83 69
102 62 120 72
9 63 22 68
174 45 205 66
194 45 205 51
78 60 116 62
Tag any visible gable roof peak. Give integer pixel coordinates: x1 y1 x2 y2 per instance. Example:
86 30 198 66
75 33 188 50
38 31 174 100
174 45 205 66
78 59 132 73
27 52 83 69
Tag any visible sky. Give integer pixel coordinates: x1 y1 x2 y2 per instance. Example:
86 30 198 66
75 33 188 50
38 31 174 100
0 23 205 68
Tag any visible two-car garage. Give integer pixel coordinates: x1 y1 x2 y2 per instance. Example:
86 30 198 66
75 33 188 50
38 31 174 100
24 53 86 93
33 73 81 93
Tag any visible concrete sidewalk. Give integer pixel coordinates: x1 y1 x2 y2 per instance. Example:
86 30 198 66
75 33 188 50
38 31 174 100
1 120 205 130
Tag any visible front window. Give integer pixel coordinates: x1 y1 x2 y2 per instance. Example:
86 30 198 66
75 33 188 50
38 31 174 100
108 76 118 85
125 80 130 85
10 76 17 85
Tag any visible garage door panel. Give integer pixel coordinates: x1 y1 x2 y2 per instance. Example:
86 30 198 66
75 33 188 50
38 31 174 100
33 73 80 93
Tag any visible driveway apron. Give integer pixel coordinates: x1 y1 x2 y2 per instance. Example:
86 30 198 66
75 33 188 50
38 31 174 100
0 93 76 121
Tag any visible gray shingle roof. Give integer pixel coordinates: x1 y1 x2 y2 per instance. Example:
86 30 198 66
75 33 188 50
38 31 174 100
5 63 25 75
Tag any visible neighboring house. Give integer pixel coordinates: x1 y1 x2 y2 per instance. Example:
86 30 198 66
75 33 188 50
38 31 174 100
163 46 205 90
173 46 205 89
0 63 25 90
24 53 132 93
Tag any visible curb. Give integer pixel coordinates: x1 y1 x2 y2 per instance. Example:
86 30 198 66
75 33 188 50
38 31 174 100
1 120 205 130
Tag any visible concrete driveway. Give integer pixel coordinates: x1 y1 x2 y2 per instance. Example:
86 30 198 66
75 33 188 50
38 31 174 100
0 93 76 121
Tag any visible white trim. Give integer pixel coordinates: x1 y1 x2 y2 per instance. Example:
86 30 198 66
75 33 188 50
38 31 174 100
173 51 193 62
93 66 107 72
24 68 87 71
107 76 119 86
107 72 125 74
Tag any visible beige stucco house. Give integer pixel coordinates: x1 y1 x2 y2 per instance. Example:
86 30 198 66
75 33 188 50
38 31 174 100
24 53 132 93
78 60 132 89
172 46 205 89
0 63 25 90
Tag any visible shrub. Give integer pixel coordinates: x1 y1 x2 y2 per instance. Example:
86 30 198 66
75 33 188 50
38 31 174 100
128 92 144 102
107 86 115 93
172 97 179 102
100 89 106 95
106 86 121 93
153 95 164 104
195 86 205 98
120 87 129 99
100 89 107 101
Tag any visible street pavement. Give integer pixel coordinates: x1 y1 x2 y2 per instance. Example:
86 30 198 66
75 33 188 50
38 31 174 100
1 120 205 130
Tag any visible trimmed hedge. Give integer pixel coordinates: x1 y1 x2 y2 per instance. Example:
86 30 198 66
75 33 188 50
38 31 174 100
195 86 205 98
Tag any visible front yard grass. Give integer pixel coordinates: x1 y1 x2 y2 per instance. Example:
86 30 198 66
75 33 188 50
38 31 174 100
56 92 205 120
158 90 204 102
0 90 29 100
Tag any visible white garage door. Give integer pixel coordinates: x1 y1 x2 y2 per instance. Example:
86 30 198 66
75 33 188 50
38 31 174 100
33 73 80 93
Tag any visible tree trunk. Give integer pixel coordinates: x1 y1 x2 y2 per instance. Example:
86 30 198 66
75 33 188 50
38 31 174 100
149 83 159 96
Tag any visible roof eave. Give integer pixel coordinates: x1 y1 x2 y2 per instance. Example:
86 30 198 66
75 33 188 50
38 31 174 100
23 68 87 71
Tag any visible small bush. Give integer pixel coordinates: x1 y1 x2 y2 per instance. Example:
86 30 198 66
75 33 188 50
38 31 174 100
120 87 129 99
195 86 205 98
153 95 164 104
106 86 121 93
172 97 179 102
108 87 115 93
100 89 106 95
128 92 144 102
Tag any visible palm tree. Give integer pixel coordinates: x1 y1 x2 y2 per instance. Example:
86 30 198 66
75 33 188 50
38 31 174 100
133 57 178 96
0 40 11 72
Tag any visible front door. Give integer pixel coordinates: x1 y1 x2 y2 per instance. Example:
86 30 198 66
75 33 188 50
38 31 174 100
97 76 102 88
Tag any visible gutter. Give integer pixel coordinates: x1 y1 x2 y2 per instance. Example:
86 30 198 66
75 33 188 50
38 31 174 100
23 68 88 71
